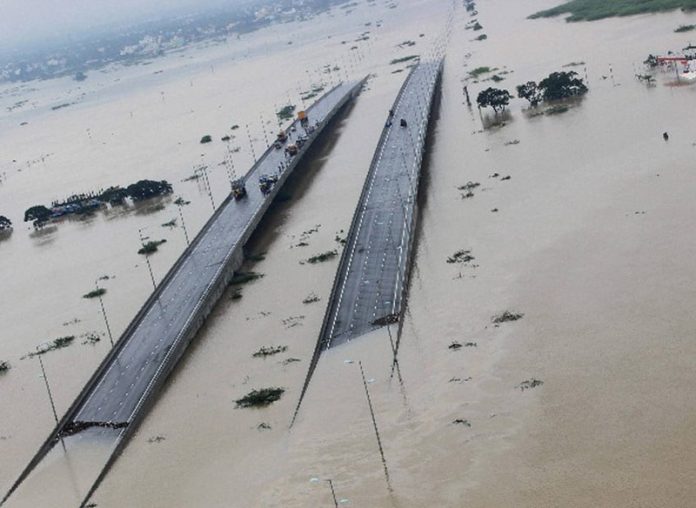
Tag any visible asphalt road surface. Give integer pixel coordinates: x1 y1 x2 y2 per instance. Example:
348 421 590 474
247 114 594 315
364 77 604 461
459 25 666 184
3 79 364 507
323 61 442 349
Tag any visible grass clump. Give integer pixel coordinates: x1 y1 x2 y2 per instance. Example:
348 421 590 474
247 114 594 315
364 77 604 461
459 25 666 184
675 24 696 32
253 345 288 358
530 0 696 22
83 288 106 299
474 34 488 41
25 336 75 358
200 135 212 144
469 66 492 78
276 105 296 121
447 250 475 264
302 292 320 304
235 387 285 408
231 271 264 285
304 250 338 264
138 239 167 255
390 55 419 65
492 311 524 323
518 378 544 391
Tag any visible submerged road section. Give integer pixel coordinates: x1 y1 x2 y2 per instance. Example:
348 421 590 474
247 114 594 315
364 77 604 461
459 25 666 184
294 59 443 419
3 78 366 507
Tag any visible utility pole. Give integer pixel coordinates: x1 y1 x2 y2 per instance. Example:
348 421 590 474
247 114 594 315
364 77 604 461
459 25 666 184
326 479 338 508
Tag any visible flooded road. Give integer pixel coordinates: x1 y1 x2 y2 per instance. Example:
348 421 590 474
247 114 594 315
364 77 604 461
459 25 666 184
2 0 696 505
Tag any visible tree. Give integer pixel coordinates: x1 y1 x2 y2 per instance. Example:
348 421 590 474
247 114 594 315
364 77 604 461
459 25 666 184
126 180 173 201
476 87 512 113
516 81 542 107
24 205 51 224
538 71 588 101
0 215 11 230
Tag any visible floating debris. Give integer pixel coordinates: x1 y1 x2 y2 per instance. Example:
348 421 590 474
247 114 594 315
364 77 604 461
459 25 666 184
372 313 399 326
0 361 10 374
457 181 480 191
282 358 302 366
147 435 166 443
257 422 272 431
453 419 472 427
81 332 101 346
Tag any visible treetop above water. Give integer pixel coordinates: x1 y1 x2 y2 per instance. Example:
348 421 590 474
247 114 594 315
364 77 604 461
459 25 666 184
530 0 696 22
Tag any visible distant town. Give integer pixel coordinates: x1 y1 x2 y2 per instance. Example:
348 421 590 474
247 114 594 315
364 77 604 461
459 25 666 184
0 0 348 84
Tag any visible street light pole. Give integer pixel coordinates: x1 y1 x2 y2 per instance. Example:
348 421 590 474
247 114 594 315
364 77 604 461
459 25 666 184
326 479 339 508
177 204 190 246
138 228 157 291
36 348 59 425
95 280 114 347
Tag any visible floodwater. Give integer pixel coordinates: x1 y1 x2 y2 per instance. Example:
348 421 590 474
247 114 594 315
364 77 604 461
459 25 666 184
2 0 696 505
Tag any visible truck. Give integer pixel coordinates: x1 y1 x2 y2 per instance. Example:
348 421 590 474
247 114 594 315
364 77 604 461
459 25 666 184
231 179 247 200
285 144 299 156
277 130 288 143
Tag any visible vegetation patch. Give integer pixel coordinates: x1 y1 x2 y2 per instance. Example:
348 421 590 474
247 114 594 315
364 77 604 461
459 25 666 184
518 378 544 391
161 218 177 228
235 387 285 408
458 181 480 191
453 418 472 427
447 250 475 264
81 332 101 345
302 292 321 304
304 250 338 264
276 104 296 121
200 135 212 144
562 61 585 67
469 66 492 78
0 216 12 230
390 55 419 65
530 0 696 21
676 24 696 32
492 311 524 323
474 34 488 41
0 361 10 374
138 239 167 255
231 271 264 285
253 345 288 358
83 288 106 299
25 336 75 358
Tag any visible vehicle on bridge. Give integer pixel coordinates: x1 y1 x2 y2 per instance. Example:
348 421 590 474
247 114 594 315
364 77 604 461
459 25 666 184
259 174 278 194
277 129 288 143
285 144 299 156
231 179 247 200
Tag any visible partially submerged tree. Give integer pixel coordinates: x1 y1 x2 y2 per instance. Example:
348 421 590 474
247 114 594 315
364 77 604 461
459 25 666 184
24 205 51 224
126 180 173 201
476 87 512 113
538 71 588 101
516 81 542 107
0 215 11 230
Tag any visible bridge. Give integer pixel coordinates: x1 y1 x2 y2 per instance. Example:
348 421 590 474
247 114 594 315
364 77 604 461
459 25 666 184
2 78 366 508
293 59 444 419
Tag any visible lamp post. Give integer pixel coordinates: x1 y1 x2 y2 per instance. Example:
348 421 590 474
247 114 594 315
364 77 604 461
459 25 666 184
94 279 114 347
36 346 59 425
138 228 157 291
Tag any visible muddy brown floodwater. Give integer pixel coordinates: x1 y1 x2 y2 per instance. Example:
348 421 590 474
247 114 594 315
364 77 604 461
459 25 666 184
2 0 696 505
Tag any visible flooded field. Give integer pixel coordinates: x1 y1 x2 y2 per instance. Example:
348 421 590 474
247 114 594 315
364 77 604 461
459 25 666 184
2 0 696 505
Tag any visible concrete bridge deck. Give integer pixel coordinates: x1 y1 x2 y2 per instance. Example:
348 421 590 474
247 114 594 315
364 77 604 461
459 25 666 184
3 78 366 507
